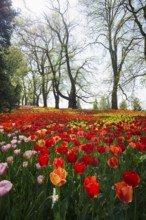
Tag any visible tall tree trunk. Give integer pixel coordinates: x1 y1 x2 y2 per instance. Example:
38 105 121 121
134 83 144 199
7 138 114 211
36 95 39 106
111 84 118 109
68 88 77 109
42 76 47 107
55 95 59 109
52 81 60 109
24 96 27 105
111 71 119 109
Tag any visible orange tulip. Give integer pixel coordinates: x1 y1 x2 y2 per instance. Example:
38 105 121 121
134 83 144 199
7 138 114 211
50 168 67 187
115 181 133 203
110 145 122 157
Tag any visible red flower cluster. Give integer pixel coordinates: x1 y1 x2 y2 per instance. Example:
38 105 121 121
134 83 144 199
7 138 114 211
84 176 100 198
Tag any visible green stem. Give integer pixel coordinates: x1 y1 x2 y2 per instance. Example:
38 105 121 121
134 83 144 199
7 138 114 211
125 209 127 220
134 191 137 220
92 199 95 220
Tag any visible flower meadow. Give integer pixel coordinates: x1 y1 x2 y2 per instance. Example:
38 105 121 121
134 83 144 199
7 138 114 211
0 107 146 220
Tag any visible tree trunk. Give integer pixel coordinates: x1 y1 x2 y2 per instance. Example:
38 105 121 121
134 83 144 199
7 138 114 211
42 76 47 107
36 95 39 106
68 88 77 109
55 95 59 109
111 81 118 109
24 96 28 105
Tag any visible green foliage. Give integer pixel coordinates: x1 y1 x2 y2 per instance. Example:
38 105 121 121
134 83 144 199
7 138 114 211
93 98 98 110
0 0 17 47
0 46 28 112
119 100 127 110
99 96 110 110
131 97 142 111
0 0 19 112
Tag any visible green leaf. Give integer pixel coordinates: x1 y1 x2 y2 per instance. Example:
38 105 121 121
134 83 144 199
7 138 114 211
60 198 68 220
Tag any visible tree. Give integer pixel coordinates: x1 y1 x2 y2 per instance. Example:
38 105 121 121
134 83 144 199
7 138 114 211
76 97 82 109
120 100 127 109
0 0 17 112
44 0 93 109
0 0 16 46
131 97 142 111
126 0 146 60
80 0 142 109
17 21 53 107
93 98 98 110
99 96 109 110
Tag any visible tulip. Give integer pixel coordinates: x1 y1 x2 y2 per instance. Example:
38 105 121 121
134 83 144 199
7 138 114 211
35 163 42 170
84 176 100 198
7 156 14 165
115 181 133 203
74 162 86 174
36 139 46 147
53 157 65 168
91 157 99 167
23 150 37 159
0 180 13 196
38 154 50 166
14 149 21 155
50 168 67 187
66 152 77 164
23 161 28 168
81 155 92 165
37 175 45 184
110 145 122 157
122 170 140 188
107 157 118 168
0 163 8 176
1 144 11 152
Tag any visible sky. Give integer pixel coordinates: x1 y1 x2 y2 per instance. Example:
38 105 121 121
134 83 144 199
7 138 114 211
12 0 47 15
12 0 146 109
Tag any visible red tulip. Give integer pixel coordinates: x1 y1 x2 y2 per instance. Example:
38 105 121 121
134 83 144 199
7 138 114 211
74 162 86 174
38 154 49 166
107 157 118 168
53 157 65 168
81 143 94 154
84 176 100 198
91 157 99 167
122 170 140 188
81 155 92 165
55 146 68 154
66 152 77 164
115 181 133 203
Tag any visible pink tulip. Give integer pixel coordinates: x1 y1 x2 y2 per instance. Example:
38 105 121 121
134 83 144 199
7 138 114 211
23 161 28 168
1 144 11 152
0 163 8 176
14 149 21 155
19 135 25 141
0 129 4 133
23 150 37 159
11 140 17 145
7 156 14 165
35 163 42 170
0 141 5 146
0 180 13 196
37 175 45 184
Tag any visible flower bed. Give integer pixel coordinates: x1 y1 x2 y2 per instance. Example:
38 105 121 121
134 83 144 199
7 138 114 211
0 108 146 219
